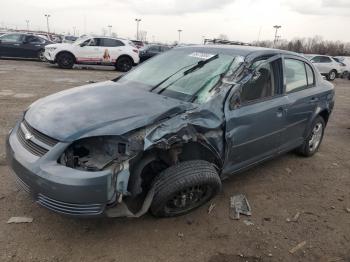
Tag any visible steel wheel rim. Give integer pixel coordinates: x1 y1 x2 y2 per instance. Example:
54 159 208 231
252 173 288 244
309 122 323 152
165 185 212 215
330 71 336 80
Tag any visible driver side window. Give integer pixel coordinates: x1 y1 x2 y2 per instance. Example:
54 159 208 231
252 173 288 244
240 61 275 104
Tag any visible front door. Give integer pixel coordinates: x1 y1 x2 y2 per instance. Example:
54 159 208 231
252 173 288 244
223 57 287 175
75 38 104 64
0 33 24 57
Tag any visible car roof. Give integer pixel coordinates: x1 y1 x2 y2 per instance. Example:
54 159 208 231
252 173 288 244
176 44 303 59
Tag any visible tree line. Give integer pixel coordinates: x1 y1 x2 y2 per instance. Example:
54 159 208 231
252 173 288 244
252 36 350 56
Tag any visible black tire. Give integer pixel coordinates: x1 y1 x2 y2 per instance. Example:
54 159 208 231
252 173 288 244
296 116 325 157
57 52 75 69
38 49 46 62
348 73 350 80
150 160 221 217
326 70 337 81
115 56 133 72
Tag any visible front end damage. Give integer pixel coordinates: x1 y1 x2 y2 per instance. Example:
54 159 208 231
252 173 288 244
55 89 234 217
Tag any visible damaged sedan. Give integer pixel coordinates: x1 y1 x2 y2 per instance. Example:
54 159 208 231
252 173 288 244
6 45 334 217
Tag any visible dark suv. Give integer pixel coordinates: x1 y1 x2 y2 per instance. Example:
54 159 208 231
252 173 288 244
0 33 52 61
6 46 334 218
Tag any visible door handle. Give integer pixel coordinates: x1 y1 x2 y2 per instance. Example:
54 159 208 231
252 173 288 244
13 43 20 46
309 97 319 103
276 107 287 117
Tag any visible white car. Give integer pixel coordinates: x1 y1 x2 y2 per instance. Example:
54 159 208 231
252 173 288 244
44 36 140 72
333 56 350 78
304 54 342 81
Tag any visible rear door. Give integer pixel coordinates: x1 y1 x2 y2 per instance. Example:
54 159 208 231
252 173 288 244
280 57 319 151
223 56 288 174
21 35 46 58
98 38 125 64
0 33 24 57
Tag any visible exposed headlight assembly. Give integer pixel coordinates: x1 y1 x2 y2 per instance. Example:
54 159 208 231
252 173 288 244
59 135 143 171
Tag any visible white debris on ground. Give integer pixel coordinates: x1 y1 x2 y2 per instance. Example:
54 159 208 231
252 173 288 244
7 217 33 224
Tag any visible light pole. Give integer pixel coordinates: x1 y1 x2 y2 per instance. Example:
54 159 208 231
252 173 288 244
73 26 76 36
135 18 141 40
44 14 51 33
108 25 112 36
202 35 205 44
25 20 30 31
178 29 182 43
273 25 281 47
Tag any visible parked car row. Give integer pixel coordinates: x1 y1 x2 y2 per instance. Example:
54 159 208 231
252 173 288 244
1 32 350 77
0 32 173 71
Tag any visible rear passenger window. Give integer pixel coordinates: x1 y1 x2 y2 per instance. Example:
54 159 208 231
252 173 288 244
285 59 307 93
240 61 275 104
320 56 331 63
100 38 124 47
305 63 315 86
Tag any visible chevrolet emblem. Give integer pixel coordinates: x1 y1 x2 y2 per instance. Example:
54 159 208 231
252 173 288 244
25 132 33 140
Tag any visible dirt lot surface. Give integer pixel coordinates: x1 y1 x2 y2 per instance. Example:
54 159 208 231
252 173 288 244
0 59 349 262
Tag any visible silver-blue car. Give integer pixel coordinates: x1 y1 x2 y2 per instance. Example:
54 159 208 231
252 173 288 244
6 45 335 218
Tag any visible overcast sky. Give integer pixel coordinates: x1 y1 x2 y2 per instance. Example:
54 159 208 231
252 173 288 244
1 0 350 43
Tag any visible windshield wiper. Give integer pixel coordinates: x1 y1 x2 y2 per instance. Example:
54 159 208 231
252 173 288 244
183 54 219 75
150 54 219 93
150 63 197 92
157 54 220 95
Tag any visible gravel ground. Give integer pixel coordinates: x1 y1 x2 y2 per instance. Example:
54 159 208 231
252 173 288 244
0 59 349 262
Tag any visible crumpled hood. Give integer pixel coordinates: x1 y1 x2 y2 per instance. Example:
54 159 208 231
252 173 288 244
25 81 192 142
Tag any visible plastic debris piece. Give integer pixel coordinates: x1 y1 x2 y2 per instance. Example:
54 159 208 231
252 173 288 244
230 194 252 220
7 217 33 224
243 220 254 226
208 203 216 214
287 212 301 222
177 232 184 238
289 241 306 254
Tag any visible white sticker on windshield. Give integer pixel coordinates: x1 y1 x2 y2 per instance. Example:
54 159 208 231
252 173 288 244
189 52 216 60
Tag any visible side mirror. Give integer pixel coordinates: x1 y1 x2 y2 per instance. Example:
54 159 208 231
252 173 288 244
80 42 87 47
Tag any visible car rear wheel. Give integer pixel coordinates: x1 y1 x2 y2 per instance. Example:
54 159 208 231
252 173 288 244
115 56 133 72
327 70 337 81
38 50 46 62
297 116 325 157
150 160 221 217
57 52 75 69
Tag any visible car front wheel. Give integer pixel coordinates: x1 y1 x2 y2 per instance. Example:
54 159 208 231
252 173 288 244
297 116 325 157
327 70 337 81
150 160 221 217
57 53 75 69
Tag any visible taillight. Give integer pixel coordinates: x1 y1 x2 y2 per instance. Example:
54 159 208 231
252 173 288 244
133 49 139 53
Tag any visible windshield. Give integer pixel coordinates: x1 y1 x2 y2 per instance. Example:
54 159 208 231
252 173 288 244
119 48 242 103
